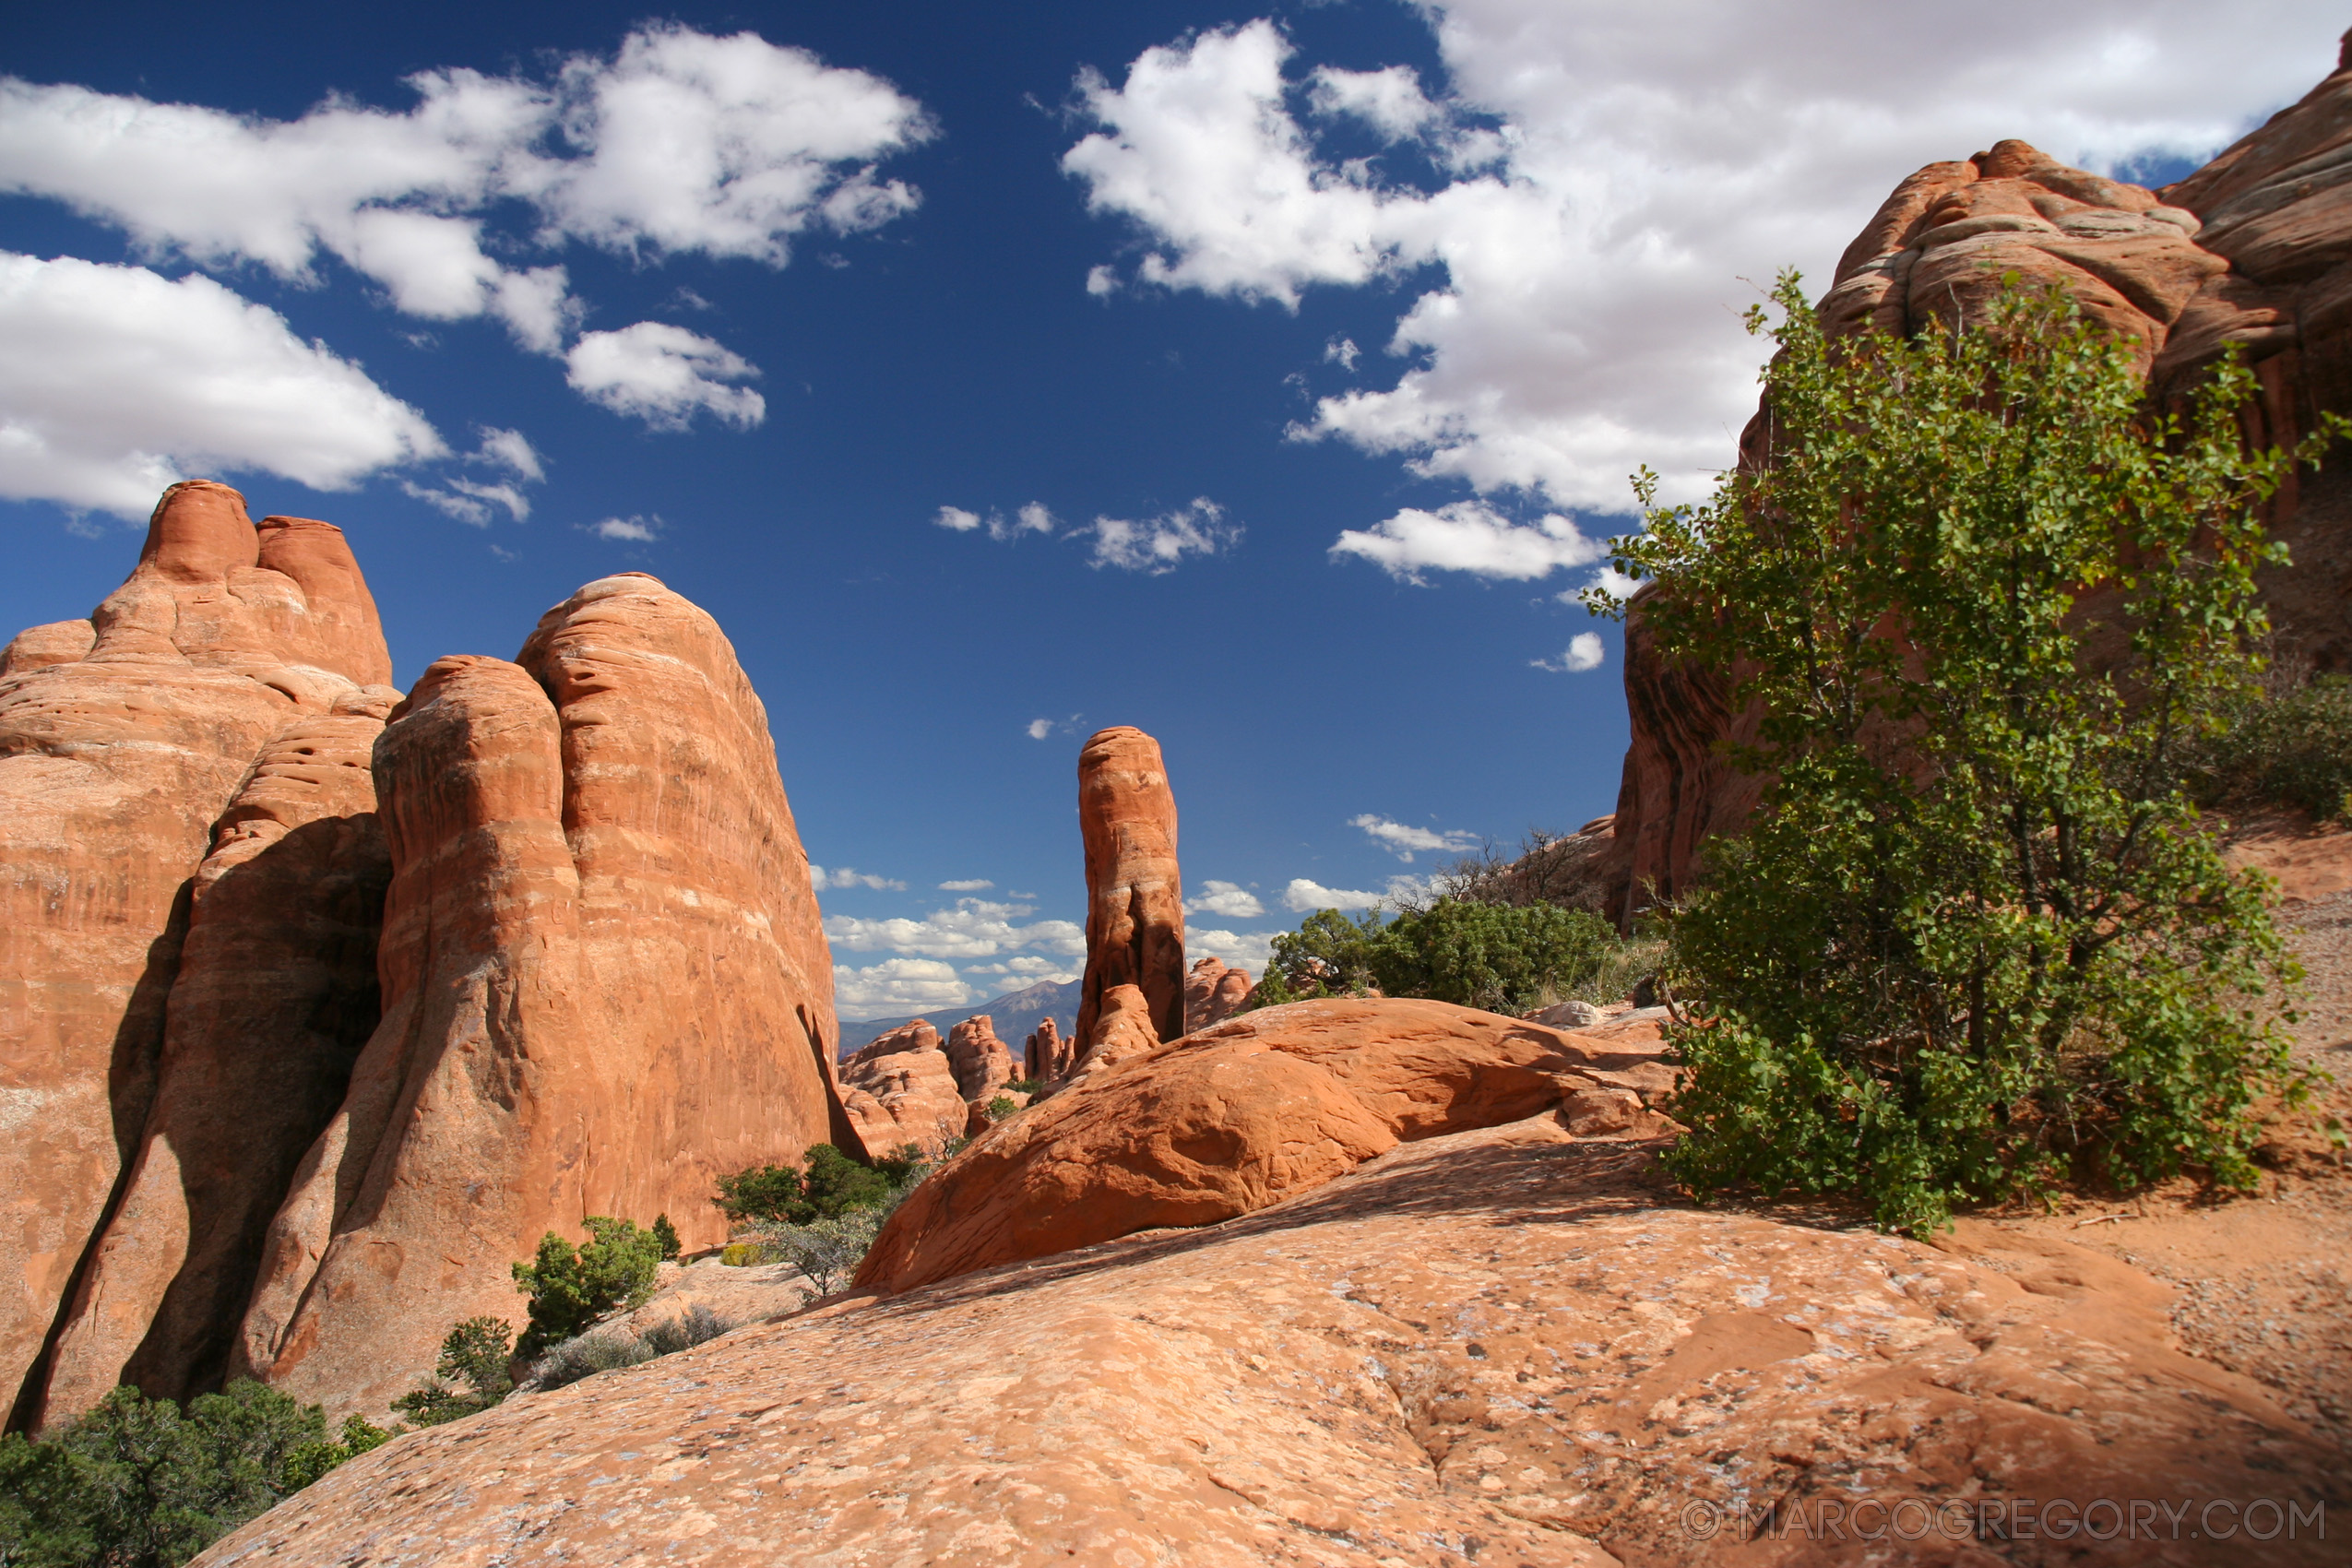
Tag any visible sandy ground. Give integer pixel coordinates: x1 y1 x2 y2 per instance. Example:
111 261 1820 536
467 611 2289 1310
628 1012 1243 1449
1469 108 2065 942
1989 856 2352 1450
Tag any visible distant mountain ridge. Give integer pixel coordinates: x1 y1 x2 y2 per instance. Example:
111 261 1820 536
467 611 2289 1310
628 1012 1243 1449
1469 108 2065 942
838 977 1079 1061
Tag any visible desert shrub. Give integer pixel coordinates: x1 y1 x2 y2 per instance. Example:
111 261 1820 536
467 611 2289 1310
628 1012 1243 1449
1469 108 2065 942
0 1380 369 1567
736 1212 885 1298
529 1304 737 1392
1594 273 2329 1233
1004 1076 1043 1095
2199 670 2352 823
511 1218 662 1359
651 1213 682 1262
984 1095 1017 1123
636 1304 735 1358
528 1332 651 1392
713 1145 890 1227
390 1316 515 1427
1251 901 1629 1014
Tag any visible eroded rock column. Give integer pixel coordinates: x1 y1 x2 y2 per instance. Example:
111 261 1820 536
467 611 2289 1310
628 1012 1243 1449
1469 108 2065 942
1074 727 1183 1058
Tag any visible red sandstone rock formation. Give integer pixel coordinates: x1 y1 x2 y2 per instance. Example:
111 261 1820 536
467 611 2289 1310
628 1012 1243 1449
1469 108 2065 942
1061 981 1162 1087
857 998 1674 1294
0 481 390 1421
1604 41 2352 919
1074 726 1184 1056
39 691 398 1422
1182 956 1254 1035
232 574 845 1417
206 1070 2340 1567
1023 1016 1073 1084
837 1022 967 1156
942 1015 1015 1102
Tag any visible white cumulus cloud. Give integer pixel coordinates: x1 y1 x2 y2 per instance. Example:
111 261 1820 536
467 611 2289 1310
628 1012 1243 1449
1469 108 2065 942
0 24 927 436
824 897 1086 960
1534 632 1606 673
811 865 907 891
1084 497 1240 573
1186 879 1265 919
938 878 994 891
0 253 443 517
1187 927 1278 972
1068 6 2341 523
835 957 971 1014
564 322 765 430
1331 501 1605 584
1280 877 1384 914
1350 814 1477 861
586 515 660 541
937 500 1058 542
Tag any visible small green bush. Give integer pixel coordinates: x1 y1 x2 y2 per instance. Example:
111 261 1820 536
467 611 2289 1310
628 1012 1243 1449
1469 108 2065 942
390 1316 515 1427
737 1212 885 1297
1251 900 1628 1015
2202 671 2352 822
511 1218 662 1359
984 1095 1017 1123
0 1380 370 1567
651 1213 682 1262
529 1304 736 1392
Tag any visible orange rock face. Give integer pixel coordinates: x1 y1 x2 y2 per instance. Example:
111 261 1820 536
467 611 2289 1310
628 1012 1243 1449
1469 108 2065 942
0 481 390 1420
1182 955 1254 1034
40 692 398 1423
837 1020 968 1157
200 1111 2338 1568
855 998 1675 1295
942 1015 1015 1102
232 575 845 1418
1605 43 2352 918
1073 726 1184 1054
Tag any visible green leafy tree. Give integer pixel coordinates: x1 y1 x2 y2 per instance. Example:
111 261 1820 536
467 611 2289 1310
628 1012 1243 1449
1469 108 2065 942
984 1094 1017 1123
0 1380 353 1568
712 1162 805 1225
391 1315 517 1427
1372 900 1620 1011
1589 272 2334 1232
651 1213 682 1262
510 1219 662 1358
713 1146 890 1228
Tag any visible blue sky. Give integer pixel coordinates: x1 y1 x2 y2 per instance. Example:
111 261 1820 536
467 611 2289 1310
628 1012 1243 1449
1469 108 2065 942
2 0 2340 1016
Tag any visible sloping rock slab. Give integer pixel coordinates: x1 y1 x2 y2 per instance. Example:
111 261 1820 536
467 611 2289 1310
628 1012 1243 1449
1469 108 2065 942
197 1116 2338 1567
857 998 1678 1294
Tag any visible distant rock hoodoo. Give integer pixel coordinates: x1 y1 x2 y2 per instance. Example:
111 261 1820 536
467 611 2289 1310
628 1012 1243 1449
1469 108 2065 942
1073 726 1184 1061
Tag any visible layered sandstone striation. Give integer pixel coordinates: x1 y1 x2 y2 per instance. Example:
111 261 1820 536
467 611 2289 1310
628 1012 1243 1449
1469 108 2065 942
0 481 391 1423
837 1021 968 1157
1073 727 1184 1055
856 998 1674 1295
1604 42 2352 918
232 575 845 1417
1182 955 1255 1034
202 1100 2340 1567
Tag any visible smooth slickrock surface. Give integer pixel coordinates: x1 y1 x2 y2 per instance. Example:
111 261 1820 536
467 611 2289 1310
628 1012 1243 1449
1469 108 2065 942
856 998 1676 1295
233 575 844 1419
40 689 398 1422
1182 956 1255 1034
197 1111 2340 1568
1604 40 2352 919
944 1015 1016 1102
0 481 389 1418
839 1021 968 1157
1073 727 1184 1053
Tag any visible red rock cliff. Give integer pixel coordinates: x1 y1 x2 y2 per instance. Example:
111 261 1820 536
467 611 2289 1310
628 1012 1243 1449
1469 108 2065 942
0 481 390 1423
232 575 846 1417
